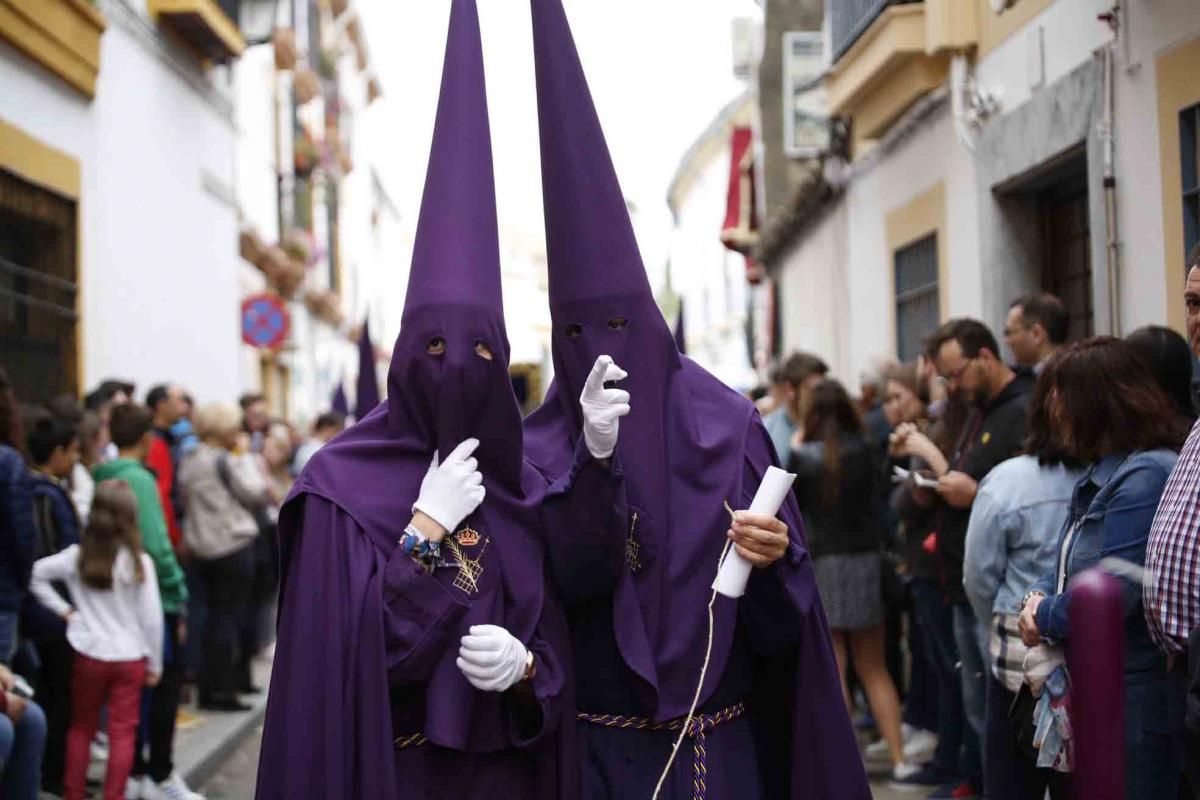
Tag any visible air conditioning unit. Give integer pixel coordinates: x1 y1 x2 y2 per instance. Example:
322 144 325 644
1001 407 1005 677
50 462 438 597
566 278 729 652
991 0 1019 13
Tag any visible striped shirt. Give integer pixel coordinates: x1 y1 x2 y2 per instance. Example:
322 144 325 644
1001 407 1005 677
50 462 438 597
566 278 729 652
1145 420 1200 655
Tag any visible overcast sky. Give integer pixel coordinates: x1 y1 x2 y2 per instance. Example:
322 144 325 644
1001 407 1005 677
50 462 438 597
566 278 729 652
357 0 760 286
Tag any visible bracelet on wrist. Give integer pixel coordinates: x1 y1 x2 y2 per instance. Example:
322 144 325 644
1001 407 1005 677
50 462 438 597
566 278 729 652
401 524 442 563
1023 590 1046 608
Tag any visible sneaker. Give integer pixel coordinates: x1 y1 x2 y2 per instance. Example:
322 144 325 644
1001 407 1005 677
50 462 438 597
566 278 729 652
164 772 204 800
928 780 980 800
888 764 958 790
891 762 923 782
902 728 938 762
125 776 150 800
143 773 205 800
90 738 109 764
864 737 891 760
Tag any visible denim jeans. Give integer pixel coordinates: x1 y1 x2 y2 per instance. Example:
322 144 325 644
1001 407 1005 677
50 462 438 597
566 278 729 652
1124 673 1179 800
903 582 940 733
1168 660 1200 798
951 602 985 782
0 699 47 800
910 579 964 776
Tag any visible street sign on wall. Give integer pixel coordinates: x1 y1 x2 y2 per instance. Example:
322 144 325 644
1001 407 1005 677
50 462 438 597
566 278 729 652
241 293 290 350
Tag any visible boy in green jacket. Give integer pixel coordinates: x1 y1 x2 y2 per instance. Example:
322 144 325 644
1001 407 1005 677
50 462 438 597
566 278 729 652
96 404 201 800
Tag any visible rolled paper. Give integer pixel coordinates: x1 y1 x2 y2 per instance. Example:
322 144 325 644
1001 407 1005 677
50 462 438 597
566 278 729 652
1068 567 1125 800
712 466 797 598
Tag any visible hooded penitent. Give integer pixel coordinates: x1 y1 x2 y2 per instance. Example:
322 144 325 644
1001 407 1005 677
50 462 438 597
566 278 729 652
354 319 381 420
522 0 868 795
256 2 571 797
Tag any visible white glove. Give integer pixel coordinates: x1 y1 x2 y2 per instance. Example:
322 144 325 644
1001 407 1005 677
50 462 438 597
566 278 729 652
580 355 630 460
412 439 485 533
456 624 529 693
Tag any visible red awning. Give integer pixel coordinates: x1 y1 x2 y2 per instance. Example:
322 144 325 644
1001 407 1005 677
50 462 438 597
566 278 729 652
720 126 762 283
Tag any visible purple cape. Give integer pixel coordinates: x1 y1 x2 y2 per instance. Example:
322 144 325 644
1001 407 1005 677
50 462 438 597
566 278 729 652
257 1 574 796
522 0 869 795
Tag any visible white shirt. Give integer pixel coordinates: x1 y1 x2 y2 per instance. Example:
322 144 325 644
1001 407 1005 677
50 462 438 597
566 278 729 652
30 545 164 675
70 462 94 525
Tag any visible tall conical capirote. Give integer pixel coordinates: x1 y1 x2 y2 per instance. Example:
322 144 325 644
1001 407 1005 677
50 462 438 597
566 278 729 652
354 319 380 419
530 0 657 305
401 0 503 319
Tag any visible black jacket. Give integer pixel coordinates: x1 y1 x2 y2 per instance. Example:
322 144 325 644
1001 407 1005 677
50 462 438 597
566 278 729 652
789 433 886 558
935 372 1034 603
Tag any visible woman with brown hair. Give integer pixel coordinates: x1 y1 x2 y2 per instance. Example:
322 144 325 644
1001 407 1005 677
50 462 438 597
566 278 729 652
1018 338 1189 800
30 480 163 800
177 403 269 712
788 379 917 781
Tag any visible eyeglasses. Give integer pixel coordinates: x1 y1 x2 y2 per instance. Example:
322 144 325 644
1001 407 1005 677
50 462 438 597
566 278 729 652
937 358 976 387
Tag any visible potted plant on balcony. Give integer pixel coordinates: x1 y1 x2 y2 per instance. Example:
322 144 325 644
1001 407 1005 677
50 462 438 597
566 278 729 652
318 47 338 80
294 129 318 178
282 228 313 266
239 228 266 265
294 65 321 104
273 28 297 71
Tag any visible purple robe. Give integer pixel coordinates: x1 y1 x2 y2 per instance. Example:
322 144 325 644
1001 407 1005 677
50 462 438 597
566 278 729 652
524 0 870 795
257 1 575 796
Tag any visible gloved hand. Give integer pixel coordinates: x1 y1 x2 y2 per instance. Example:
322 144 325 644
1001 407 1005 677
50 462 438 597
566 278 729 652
456 625 529 693
580 355 630 460
412 438 485 534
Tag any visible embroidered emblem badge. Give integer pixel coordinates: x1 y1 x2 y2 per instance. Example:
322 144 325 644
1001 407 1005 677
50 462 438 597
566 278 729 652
445 536 489 595
456 527 481 547
625 512 642 572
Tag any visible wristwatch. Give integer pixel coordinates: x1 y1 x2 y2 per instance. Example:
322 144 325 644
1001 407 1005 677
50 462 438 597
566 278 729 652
522 650 536 682
1022 589 1046 609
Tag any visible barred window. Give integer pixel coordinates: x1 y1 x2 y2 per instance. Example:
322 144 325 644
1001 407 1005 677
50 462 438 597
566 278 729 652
894 234 938 362
0 168 78 401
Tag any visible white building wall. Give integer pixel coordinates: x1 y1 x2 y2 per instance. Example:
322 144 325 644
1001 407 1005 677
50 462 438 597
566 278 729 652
773 0 1200 390
0 5 247 405
776 201 849 378
972 0 1200 332
836 106 978 391
670 140 756 391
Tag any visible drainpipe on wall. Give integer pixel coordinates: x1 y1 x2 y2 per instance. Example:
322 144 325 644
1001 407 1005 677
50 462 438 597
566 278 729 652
1100 7 1121 336
950 54 976 154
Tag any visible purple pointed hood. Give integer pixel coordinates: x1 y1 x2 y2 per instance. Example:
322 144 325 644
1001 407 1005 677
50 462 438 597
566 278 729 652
330 382 349 416
289 0 547 753
354 320 381 420
523 0 761 721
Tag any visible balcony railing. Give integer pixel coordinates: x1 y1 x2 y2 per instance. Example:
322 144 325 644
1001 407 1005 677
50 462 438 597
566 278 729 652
830 0 920 62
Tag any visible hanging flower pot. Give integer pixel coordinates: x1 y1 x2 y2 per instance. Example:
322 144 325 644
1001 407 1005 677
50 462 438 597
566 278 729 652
239 228 265 265
318 47 338 80
294 66 321 104
273 28 297 71
294 130 318 178
282 228 313 265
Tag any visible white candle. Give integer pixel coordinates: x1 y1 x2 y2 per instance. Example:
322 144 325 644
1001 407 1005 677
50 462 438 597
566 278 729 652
712 466 797 598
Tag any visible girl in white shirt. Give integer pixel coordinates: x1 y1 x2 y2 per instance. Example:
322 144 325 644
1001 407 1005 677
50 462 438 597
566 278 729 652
30 480 163 800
